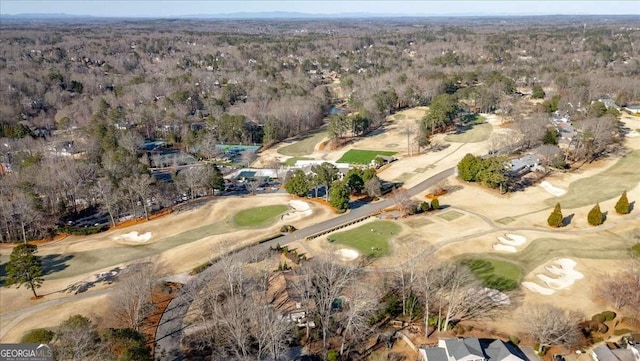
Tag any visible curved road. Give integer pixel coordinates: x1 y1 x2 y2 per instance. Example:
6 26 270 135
154 167 455 360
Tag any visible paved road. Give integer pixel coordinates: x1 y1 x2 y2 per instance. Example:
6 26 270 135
154 167 455 360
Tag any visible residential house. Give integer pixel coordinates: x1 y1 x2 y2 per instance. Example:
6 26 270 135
509 154 542 175
266 271 314 327
439 338 484 361
420 338 530 361
592 343 637 361
598 99 621 111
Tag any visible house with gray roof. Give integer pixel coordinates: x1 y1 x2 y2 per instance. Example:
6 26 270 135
592 344 636 361
419 338 530 361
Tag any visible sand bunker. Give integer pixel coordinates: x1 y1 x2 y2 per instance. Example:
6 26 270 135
281 200 313 222
493 233 526 252
115 231 152 243
540 181 567 196
335 248 359 261
524 258 583 295
492 244 517 253
522 282 555 295
498 234 527 246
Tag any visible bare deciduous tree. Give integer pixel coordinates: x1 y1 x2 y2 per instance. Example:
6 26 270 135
110 262 162 331
525 304 582 351
594 259 640 313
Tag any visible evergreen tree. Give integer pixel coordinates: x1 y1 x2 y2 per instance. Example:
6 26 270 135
329 180 350 211
547 203 563 227
615 191 630 215
5 244 44 298
588 203 603 226
284 169 311 197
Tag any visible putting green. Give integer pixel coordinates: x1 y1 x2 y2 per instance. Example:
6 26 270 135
329 221 401 256
233 205 289 227
463 258 522 291
337 149 397 165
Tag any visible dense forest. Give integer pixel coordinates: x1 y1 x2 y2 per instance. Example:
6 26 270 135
1 16 639 242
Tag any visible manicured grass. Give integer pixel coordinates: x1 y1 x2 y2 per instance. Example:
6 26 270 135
277 130 326 157
233 205 289 227
283 156 313 166
393 114 407 120
463 258 522 291
437 210 464 221
444 123 492 143
544 150 640 209
337 149 397 165
328 221 401 256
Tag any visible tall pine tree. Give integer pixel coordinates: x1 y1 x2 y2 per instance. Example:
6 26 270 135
5 244 44 298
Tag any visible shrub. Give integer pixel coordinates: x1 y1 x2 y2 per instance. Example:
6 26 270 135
21 328 55 343
279 225 297 233
532 85 545 99
602 311 617 322
588 203 603 226
327 349 339 361
431 198 440 210
420 201 430 212
592 313 606 323
615 191 630 215
509 335 520 345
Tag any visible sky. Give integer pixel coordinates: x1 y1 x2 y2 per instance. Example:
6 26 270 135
1 0 639 18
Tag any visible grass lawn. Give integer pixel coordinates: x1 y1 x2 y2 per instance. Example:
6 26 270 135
233 205 289 227
463 258 522 291
283 156 313 166
337 149 398 165
328 221 401 256
444 123 492 143
544 150 640 209
393 114 407 120
277 130 326 157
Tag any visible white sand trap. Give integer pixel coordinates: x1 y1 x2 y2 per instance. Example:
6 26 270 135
116 231 152 243
497 235 526 247
626 130 640 137
540 181 567 196
281 200 313 222
505 234 526 244
522 282 555 295
492 244 517 253
335 248 359 261
535 258 583 290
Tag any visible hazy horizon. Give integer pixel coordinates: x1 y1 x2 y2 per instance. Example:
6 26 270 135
1 0 639 18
